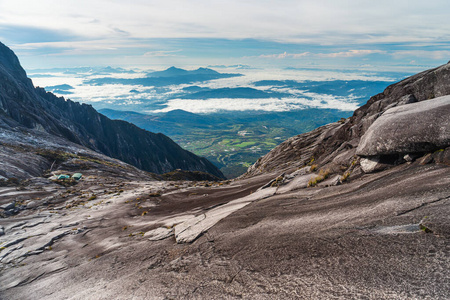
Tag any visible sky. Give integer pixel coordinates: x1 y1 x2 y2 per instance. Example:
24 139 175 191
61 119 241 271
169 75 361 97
1 0 450 71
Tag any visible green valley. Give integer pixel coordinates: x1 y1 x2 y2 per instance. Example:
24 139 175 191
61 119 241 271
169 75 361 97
100 108 351 178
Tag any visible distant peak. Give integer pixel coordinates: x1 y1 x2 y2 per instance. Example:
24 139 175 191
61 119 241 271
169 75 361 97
165 109 196 116
146 66 227 78
191 67 219 75
0 41 32 86
147 66 189 77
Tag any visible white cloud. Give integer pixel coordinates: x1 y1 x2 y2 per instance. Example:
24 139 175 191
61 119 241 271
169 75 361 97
27 67 396 110
391 50 450 60
259 52 310 59
11 39 149 52
257 50 386 59
150 94 359 114
317 50 387 58
1 0 450 46
29 70 155 103
70 84 142 102
3 1 450 71
143 50 183 57
31 74 83 88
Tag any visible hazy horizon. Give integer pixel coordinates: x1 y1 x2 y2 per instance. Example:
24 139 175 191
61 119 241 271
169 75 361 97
1 1 449 72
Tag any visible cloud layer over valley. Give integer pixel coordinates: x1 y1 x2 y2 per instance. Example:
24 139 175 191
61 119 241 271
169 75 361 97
29 66 402 114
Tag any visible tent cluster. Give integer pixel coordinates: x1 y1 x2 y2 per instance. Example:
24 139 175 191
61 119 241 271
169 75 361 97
50 173 83 181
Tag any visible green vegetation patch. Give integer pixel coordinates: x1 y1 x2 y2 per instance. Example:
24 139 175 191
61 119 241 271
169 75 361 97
308 169 330 187
234 141 256 148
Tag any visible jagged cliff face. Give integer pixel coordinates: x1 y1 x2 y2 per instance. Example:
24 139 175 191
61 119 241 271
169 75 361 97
246 62 450 177
0 42 224 179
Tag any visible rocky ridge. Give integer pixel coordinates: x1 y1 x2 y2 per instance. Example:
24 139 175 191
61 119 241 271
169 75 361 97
0 42 224 179
245 62 450 179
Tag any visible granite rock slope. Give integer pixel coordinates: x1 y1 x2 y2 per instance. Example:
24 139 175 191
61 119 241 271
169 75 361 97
0 158 449 299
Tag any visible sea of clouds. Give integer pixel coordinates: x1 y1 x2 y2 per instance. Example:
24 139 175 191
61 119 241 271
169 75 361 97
28 66 398 114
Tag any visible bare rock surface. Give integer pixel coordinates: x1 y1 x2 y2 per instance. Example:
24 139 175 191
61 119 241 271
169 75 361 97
0 156 448 299
173 186 277 243
357 95 450 156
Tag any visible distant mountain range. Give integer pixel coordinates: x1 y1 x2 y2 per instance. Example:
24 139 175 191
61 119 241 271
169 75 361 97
179 87 291 99
28 66 136 75
85 66 242 87
147 66 222 77
0 42 224 179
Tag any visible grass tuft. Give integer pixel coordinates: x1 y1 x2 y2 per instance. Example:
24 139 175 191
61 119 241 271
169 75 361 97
341 171 351 182
308 169 330 187
270 176 284 187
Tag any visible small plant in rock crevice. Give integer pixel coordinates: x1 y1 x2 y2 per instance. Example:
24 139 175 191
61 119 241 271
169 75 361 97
419 223 433 233
270 176 284 187
351 157 358 167
307 157 315 166
341 171 351 183
308 169 330 187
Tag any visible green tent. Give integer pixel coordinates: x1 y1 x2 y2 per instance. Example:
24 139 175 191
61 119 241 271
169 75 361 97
72 173 83 180
57 174 70 180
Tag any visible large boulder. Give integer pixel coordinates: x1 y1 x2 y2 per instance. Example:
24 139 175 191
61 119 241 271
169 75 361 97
356 96 450 157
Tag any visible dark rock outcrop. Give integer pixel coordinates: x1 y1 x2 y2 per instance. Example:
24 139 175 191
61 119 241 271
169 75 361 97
0 42 224 179
0 125 156 181
245 62 450 177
